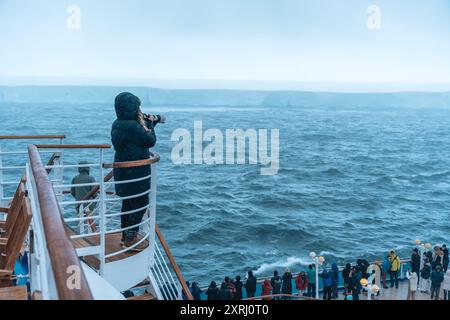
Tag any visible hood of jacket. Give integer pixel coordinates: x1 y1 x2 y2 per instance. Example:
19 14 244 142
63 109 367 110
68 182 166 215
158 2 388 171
78 160 90 174
115 92 141 120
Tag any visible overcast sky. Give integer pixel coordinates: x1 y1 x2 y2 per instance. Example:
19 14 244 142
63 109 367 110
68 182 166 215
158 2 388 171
0 0 449 90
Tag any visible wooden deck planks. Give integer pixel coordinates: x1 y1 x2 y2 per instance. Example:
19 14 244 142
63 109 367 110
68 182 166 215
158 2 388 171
0 286 28 300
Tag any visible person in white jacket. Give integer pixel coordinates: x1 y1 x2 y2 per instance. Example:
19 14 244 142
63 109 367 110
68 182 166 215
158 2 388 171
443 270 450 301
406 269 418 300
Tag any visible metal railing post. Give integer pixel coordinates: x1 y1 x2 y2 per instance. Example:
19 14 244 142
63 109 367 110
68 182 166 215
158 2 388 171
99 149 106 276
58 138 64 200
315 262 319 299
78 205 85 234
149 162 158 263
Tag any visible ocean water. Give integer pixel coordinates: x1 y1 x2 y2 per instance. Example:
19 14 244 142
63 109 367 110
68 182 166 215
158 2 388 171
1 103 450 285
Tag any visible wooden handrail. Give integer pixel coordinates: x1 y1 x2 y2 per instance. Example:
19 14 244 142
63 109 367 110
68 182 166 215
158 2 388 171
155 224 194 301
103 154 160 169
36 144 111 149
0 135 65 140
28 145 93 300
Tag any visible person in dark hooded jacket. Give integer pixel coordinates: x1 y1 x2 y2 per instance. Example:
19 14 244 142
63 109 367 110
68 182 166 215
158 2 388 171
281 268 293 299
342 263 352 295
111 92 161 250
190 282 203 300
217 282 232 300
244 271 257 298
430 265 444 300
270 270 282 298
331 262 340 299
442 244 449 272
411 248 421 284
206 281 219 300
348 267 362 300
233 276 243 300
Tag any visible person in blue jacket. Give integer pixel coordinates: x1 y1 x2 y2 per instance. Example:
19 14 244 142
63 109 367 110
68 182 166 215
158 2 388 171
319 268 333 300
331 262 340 299
382 256 391 289
111 92 162 250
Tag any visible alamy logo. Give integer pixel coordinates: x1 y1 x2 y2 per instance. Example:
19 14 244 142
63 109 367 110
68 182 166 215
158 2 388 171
171 121 280 176
367 5 381 30
66 265 81 290
66 5 81 30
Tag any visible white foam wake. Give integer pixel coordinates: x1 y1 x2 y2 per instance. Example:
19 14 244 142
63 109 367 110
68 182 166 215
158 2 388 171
253 256 311 276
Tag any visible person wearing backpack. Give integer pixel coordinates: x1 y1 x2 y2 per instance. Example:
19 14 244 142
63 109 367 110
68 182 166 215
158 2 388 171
319 268 333 300
382 256 391 289
270 270 282 299
420 259 432 293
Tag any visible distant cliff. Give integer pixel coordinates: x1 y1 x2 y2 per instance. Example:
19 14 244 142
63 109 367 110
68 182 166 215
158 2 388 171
0 86 449 108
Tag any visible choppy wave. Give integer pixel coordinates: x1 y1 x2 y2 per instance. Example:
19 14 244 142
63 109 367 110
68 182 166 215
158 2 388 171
253 256 311 275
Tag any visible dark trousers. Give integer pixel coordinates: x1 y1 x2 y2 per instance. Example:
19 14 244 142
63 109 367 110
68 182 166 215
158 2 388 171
390 271 399 288
323 286 332 300
430 285 441 300
121 195 149 241
332 283 339 299
412 268 420 284
307 283 316 297
246 290 255 298
352 289 359 300
444 290 449 300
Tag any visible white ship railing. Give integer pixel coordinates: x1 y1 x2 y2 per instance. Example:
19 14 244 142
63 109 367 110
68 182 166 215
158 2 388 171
0 136 192 300
30 143 192 300
150 224 193 300
0 135 65 206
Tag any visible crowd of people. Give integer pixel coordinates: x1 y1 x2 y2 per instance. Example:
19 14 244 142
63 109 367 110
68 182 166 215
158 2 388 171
185 244 449 301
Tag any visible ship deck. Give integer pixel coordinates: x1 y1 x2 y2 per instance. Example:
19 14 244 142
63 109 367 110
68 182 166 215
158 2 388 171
66 227 148 270
375 282 438 301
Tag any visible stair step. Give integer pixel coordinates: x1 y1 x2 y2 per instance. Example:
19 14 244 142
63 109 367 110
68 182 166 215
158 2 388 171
127 293 156 301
